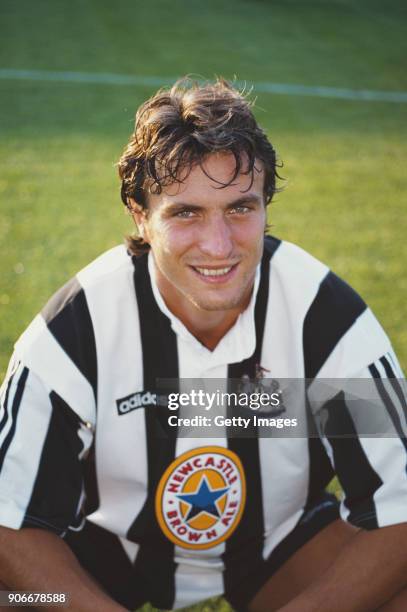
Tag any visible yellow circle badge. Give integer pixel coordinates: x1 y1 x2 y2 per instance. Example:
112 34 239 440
156 446 246 550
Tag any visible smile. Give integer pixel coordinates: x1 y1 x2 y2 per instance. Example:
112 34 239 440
194 266 233 277
190 263 239 283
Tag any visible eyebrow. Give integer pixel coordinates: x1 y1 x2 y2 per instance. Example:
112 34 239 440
164 194 264 212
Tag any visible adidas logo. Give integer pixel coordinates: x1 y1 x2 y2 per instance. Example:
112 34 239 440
116 390 157 415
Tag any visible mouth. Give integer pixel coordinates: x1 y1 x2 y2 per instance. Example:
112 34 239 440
190 263 239 283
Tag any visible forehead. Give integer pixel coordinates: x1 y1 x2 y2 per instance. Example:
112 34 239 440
148 152 265 207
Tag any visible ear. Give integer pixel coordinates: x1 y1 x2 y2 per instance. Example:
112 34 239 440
128 198 149 242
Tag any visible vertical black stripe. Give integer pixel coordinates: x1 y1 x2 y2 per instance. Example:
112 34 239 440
223 237 279 597
303 271 367 509
379 356 407 422
306 388 334 508
42 278 100 515
305 436 335 507
369 363 407 457
127 254 178 610
0 367 28 474
303 271 367 379
380 355 397 378
65 520 148 610
82 442 99 516
42 277 98 401
23 391 85 534
324 391 382 529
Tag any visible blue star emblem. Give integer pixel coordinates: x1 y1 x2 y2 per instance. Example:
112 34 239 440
177 476 229 522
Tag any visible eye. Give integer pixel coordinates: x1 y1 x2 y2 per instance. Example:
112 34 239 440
229 205 251 215
174 209 197 219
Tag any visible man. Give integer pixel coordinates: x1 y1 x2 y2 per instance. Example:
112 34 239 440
0 79 406 612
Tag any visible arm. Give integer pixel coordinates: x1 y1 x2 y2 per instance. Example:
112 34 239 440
278 522 407 611
0 360 122 610
0 526 128 612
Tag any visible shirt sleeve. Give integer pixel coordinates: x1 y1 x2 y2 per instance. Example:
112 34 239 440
0 355 94 536
309 349 407 530
302 266 407 530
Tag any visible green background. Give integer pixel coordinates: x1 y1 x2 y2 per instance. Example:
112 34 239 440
0 1 406 609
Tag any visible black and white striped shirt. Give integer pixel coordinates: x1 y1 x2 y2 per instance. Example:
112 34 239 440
1 237 406 609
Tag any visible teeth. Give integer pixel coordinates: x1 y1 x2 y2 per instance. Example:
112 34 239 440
195 266 233 277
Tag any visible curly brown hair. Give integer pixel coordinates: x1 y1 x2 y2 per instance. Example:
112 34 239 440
118 77 281 255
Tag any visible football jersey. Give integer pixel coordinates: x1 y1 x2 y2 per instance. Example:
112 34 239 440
1 236 406 609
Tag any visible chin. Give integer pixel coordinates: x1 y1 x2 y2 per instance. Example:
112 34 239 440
189 293 246 312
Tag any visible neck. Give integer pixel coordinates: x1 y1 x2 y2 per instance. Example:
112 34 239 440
169 305 243 351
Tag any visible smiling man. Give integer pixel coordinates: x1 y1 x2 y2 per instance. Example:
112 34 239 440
0 79 407 612
131 152 266 349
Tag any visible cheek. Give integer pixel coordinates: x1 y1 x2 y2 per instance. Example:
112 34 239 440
151 221 197 257
234 215 266 247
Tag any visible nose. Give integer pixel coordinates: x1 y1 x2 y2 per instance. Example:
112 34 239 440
198 215 234 260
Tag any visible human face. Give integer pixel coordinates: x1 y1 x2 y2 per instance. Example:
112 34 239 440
133 153 266 318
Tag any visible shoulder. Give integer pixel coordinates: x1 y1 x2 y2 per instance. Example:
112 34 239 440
264 235 365 310
38 245 133 323
13 246 136 399
264 236 328 283
263 236 390 377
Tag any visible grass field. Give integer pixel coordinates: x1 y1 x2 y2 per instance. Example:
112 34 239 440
0 1 406 610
